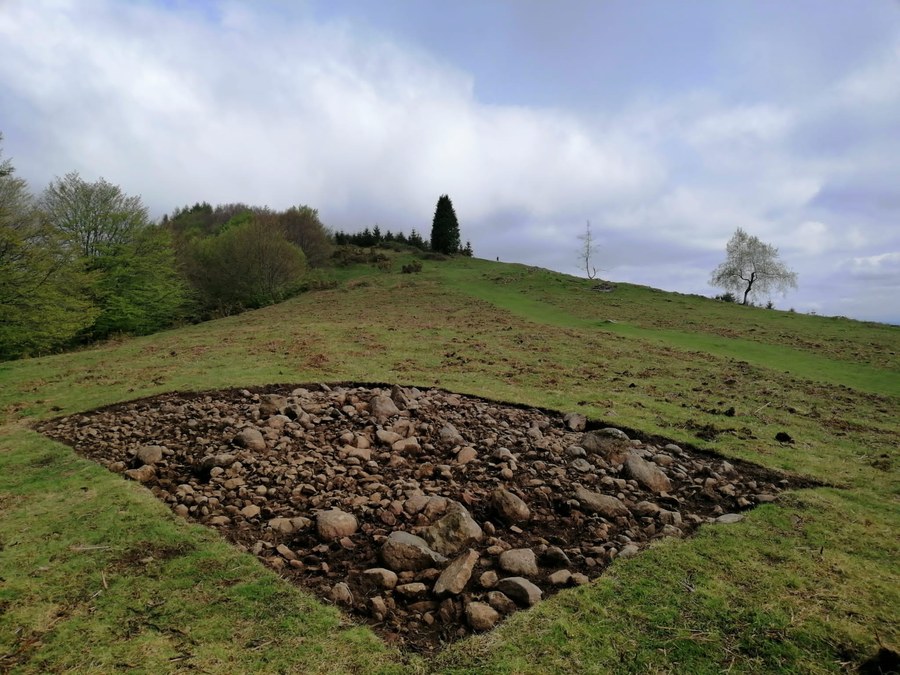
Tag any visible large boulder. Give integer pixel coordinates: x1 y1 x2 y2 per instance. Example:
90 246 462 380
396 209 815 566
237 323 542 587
439 423 465 447
573 487 629 519
316 509 358 541
625 453 672 493
466 602 500 631
496 577 543 607
579 431 629 463
381 531 447 572
134 445 164 465
259 393 288 417
498 548 539 576
490 488 531 524
369 395 400 422
563 412 587 432
433 549 479 596
234 427 266 452
421 502 483 556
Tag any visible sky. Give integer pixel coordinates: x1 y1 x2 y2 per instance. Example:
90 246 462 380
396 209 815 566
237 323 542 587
1 0 899 323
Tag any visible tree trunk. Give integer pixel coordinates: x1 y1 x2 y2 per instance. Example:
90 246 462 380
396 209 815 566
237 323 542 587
742 274 755 305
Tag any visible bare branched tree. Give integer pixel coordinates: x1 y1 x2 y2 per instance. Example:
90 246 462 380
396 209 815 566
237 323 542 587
577 220 601 279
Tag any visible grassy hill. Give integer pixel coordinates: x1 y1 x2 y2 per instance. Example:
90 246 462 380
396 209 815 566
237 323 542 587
1 256 897 673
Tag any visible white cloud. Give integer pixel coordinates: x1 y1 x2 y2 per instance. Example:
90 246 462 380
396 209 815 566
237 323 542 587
0 1 898 323
847 251 900 279
0 0 663 228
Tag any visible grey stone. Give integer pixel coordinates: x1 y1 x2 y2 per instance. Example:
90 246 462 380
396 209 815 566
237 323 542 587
633 500 661 517
369 395 400 422
466 602 500 631
570 458 594 473
548 569 572 586
487 591 517 615
421 502 483 556
240 504 261 519
259 394 288 417
540 546 571 568
563 412 587 432
395 582 428 599
574 487 629 518
234 427 266 452
456 447 477 464
317 509 358 541
381 531 447 571
376 429 403 445
479 570 498 588
625 452 672 493
433 549 479 596
124 465 155 482
199 453 237 470
135 445 164 465
329 582 353 606
491 488 531 524
361 567 398 590
496 577 543 607
716 513 745 524
439 423 465 446
499 548 539 576
618 544 640 559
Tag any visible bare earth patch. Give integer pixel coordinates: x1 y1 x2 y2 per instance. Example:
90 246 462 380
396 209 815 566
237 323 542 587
37 384 810 653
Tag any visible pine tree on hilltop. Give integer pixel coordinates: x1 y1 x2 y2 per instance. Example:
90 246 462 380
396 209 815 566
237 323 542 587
430 194 460 254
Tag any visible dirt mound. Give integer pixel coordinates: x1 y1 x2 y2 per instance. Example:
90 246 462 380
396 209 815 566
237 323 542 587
38 383 801 653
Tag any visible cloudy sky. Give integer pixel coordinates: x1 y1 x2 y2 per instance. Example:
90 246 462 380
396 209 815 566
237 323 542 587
2 1 899 323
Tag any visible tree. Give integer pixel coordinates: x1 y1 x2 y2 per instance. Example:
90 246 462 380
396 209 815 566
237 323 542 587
710 228 797 305
0 137 96 358
88 226 189 338
41 172 189 338
430 194 460 254
277 205 332 267
186 214 306 315
41 172 149 258
577 220 600 279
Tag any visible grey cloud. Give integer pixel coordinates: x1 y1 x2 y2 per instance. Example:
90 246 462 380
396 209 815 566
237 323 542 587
0 1 898 323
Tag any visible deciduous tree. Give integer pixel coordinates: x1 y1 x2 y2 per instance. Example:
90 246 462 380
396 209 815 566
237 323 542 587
710 228 797 305
0 139 96 358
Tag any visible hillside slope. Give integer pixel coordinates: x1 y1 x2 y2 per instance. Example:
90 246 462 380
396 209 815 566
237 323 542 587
1 257 897 673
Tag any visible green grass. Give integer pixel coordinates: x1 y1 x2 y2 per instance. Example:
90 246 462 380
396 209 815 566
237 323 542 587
1 255 898 673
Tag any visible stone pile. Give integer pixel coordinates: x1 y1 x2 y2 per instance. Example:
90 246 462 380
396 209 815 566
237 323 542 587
38 384 795 652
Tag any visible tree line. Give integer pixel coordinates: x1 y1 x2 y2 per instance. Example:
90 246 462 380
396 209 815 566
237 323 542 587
0 137 473 360
334 195 472 256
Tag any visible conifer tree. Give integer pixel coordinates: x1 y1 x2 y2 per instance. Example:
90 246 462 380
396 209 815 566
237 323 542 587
430 194 460 254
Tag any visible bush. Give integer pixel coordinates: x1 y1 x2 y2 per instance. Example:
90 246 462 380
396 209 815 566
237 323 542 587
714 291 737 303
401 261 423 274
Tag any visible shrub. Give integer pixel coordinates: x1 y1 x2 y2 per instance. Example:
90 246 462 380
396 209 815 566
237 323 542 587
401 261 423 274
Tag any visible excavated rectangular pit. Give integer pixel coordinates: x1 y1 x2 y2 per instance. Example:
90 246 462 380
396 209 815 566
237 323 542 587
37 383 815 653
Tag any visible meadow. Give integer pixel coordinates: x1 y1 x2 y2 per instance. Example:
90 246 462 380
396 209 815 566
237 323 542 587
1 256 897 673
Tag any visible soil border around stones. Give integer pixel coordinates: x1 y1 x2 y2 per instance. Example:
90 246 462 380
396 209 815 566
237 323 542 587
34 382 822 653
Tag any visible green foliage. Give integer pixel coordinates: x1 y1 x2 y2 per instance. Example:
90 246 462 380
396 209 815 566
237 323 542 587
41 172 149 259
37 171 189 343
186 216 306 315
430 194 460 254
87 227 190 338
0 140 96 359
277 205 333 267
